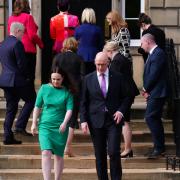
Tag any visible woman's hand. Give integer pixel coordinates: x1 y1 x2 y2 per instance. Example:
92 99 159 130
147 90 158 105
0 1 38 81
59 122 67 133
81 122 89 134
31 122 37 136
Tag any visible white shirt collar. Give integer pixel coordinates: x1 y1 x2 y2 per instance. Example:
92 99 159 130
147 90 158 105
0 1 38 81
149 45 157 55
97 68 109 77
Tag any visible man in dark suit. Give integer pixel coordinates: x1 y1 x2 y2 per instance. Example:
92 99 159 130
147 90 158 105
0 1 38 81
80 52 135 180
138 13 166 62
0 22 36 145
141 33 168 159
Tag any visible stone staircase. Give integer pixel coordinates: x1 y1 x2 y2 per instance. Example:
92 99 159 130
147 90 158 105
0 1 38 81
0 94 179 180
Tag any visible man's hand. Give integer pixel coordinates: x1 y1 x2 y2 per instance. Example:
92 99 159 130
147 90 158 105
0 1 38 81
142 90 150 100
113 111 123 124
81 122 89 134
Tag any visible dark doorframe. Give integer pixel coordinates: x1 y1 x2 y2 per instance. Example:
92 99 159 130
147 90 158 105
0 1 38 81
41 0 58 83
41 0 111 83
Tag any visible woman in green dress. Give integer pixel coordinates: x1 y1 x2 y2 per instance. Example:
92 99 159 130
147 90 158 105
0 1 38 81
31 66 75 180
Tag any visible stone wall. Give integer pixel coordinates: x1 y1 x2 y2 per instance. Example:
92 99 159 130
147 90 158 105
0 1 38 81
0 0 4 42
149 0 180 64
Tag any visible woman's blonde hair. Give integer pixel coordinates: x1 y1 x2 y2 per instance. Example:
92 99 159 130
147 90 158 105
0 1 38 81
81 8 96 24
103 41 120 52
106 10 127 34
61 37 78 53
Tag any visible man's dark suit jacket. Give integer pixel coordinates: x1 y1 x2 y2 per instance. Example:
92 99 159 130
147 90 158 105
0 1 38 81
0 36 29 88
80 70 134 128
139 24 166 61
143 47 168 98
142 25 165 50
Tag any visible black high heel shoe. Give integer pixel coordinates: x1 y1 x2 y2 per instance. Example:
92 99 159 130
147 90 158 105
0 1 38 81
121 150 133 158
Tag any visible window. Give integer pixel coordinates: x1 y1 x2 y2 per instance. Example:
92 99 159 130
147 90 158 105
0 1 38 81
121 0 145 46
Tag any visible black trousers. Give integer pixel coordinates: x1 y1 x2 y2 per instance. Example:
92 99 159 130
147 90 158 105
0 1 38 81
3 85 36 140
89 113 122 180
25 53 36 82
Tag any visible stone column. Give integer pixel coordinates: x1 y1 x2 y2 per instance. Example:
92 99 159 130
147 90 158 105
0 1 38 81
30 0 42 86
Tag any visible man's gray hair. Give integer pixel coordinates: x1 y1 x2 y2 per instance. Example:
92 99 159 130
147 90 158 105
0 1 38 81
142 33 155 43
10 22 24 34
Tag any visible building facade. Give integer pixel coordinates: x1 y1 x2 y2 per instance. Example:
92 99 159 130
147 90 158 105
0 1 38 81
0 0 179 87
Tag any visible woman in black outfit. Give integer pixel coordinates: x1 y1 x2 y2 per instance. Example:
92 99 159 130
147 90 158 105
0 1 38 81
103 41 139 158
53 37 85 157
138 13 166 62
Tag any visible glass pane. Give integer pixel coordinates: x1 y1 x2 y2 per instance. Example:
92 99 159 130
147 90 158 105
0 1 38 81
127 20 140 39
125 0 140 18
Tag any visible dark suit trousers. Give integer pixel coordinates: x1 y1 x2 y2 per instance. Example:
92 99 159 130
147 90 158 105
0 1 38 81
3 85 36 140
145 98 166 151
89 113 122 180
25 53 36 82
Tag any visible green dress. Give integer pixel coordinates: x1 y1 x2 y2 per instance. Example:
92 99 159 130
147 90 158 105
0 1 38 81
35 84 73 157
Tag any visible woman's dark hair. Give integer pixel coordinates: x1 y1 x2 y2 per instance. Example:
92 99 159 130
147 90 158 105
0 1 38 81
51 61 77 94
57 0 69 12
13 0 30 16
138 13 152 26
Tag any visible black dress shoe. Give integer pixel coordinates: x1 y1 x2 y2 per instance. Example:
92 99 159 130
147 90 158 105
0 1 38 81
147 149 165 159
3 138 22 145
14 129 32 136
121 150 133 158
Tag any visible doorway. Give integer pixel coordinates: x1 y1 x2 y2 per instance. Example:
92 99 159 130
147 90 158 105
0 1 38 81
41 0 111 83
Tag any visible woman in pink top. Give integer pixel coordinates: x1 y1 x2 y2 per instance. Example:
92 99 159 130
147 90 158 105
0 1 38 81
50 0 79 54
8 0 44 84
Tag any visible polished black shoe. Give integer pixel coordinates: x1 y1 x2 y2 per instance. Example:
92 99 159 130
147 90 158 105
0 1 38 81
147 149 165 159
121 150 133 158
14 129 32 136
3 138 22 145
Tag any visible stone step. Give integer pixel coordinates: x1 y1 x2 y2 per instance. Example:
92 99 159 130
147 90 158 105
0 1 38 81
0 130 174 143
0 94 169 119
0 142 176 155
0 168 179 180
0 99 148 119
0 118 173 131
0 154 171 169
